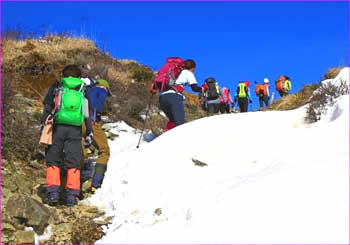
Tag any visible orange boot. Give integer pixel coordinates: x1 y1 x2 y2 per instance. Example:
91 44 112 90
46 166 60 206
66 168 80 206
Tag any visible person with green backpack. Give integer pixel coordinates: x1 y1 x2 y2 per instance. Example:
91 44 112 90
40 65 92 206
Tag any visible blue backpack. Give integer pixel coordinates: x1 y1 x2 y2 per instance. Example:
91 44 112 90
86 83 108 120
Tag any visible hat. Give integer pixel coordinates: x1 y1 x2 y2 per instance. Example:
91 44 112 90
263 78 269 84
97 79 112 96
205 77 216 83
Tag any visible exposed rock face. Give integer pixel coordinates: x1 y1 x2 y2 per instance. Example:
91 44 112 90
6 194 51 234
14 230 35 244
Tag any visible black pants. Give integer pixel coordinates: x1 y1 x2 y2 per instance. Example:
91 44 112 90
159 93 185 126
207 103 220 116
279 91 289 97
45 124 82 169
238 98 248 112
259 95 269 108
220 103 230 113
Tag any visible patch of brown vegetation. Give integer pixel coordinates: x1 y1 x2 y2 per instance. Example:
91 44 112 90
269 84 320 111
323 67 344 80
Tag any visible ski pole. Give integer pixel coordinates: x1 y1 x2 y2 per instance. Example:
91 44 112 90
136 94 153 149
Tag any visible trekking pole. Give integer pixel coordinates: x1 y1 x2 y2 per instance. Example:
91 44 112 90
136 94 153 149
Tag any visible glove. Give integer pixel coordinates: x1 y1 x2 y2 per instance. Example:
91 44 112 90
84 133 93 148
149 87 157 95
249 99 252 104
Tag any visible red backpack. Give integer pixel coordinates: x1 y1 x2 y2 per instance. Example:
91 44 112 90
151 57 185 93
244 81 250 89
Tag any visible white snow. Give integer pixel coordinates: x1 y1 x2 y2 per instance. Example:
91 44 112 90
87 68 349 244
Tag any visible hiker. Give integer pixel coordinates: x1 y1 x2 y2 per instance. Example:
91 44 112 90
255 78 270 110
276 75 292 97
234 81 253 112
40 65 92 206
151 58 202 132
219 87 233 113
201 77 225 116
81 78 112 194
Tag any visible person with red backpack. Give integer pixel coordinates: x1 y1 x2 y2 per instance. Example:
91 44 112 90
234 81 253 112
151 58 202 131
40 65 93 206
275 75 292 97
255 78 270 110
201 77 225 116
219 87 233 113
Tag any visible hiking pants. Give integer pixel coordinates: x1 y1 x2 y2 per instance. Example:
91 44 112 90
220 103 230 113
207 103 220 116
82 122 110 166
279 91 289 97
259 95 269 109
238 98 248 112
45 124 82 194
159 93 185 126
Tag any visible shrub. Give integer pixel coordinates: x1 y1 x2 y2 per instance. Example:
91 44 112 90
305 80 349 122
2 79 41 161
131 65 155 83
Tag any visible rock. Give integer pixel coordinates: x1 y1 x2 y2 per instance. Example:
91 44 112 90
95 216 113 225
14 230 35 244
7 194 50 234
2 223 16 232
101 123 112 131
106 132 119 140
52 223 73 241
71 218 104 244
3 176 18 192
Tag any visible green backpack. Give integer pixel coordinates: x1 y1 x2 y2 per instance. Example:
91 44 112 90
55 77 85 126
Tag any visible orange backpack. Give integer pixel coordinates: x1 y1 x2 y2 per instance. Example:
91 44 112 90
276 76 286 92
255 84 264 96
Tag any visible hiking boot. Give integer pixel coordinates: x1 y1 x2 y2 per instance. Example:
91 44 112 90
78 191 84 200
90 186 97 194
46 192 59 206
66 194 77 207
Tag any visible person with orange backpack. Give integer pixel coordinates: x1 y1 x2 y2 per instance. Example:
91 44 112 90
150 58 202 132
234 81 253 112
255 78 270 109
275 75 292 97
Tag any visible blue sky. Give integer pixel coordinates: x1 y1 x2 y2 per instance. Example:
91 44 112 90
2 1 349 109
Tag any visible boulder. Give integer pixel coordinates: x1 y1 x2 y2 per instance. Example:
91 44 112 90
6 194 50 234
14 230 35 244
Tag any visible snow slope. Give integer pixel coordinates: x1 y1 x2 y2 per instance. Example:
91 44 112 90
88 68 349 244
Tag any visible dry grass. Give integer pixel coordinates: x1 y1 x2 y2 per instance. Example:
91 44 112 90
3 35 97 68
269 84 320 111
323 67 344 80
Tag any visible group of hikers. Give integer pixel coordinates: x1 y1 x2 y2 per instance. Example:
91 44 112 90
40 58 292 207
198 76 292 115
150 57 292 131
